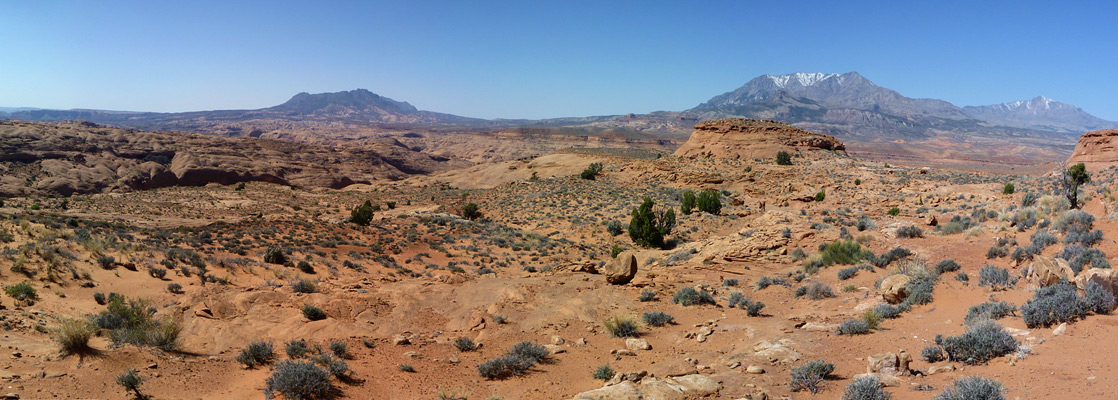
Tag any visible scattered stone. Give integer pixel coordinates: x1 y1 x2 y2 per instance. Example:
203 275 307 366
1053 322 1067 336
879 274 911 304
625 338 651 351
551 335 565 345
544 344 566 355
447 357 460 364
611 349 636 356
1026 256 1075 288
746 365 765 374
147 363 158 369
695 334 707 343
402 351 421 359
927 364 955 375
393 335 410 345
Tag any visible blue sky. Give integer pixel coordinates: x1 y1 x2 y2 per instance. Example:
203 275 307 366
1 1 1116 120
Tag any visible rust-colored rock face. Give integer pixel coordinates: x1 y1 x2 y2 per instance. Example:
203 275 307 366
673 118 845 159
1068 129 1118 170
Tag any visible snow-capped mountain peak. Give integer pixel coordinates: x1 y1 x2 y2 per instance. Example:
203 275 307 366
765 72 842 88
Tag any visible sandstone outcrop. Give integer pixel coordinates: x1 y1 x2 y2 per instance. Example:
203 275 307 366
603 251 638 284
1067 129 1118 171
674 118 845 159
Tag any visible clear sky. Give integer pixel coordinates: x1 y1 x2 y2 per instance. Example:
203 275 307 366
1 1 1116 120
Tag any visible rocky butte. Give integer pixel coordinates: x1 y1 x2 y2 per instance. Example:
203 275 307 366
673 118 845 160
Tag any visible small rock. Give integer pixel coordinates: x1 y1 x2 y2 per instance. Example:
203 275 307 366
625 338 651 351
695 334 707 343
402 351 421 359
1053 322 1067 336
447 357 460 364
698 326 714 336
147 363 158 369
3 393 18 400
551 335 565 345
611 349 636 356
575 338 587 346
746 365 765 374
728 361 741 369
543 344 566 355
927 364 955 375
393 335 411 345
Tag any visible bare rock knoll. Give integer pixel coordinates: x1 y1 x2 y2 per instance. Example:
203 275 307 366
674 118 845 159
1067 129 1118 171
0 120 453 197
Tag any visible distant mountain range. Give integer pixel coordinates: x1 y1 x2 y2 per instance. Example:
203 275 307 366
2 72 1114 150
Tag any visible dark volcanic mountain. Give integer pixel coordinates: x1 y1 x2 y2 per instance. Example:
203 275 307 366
963 96 1117 133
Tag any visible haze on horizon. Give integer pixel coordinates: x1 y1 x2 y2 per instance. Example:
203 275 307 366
1 0 1116 120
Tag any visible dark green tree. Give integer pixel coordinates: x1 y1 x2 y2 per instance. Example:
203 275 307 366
628 197 675 249
462 203 482 220
776 151 793 165
697 189 722 215
580 163 604 180
1061 162 1091 209
350 200 375 226
680 190 697 215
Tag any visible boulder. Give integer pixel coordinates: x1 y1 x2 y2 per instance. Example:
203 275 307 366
879 274 911 304
867 353 900 375
625 338 651 351
604 251 638 284
925 215 938 226
1075 268 1118 296
1026 256 1075 288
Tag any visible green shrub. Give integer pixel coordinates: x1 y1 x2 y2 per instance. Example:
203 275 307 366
4 282 37 302
638 289 656 302
841 375 890 400
328 341 348 359
236 341 275 368
454 337 478 352
938 321 1018 364
641 311 674 327
593 364 615 381
854 178 862 185
776 151 793 165
935 376 1005 400
1085 280 1117 314
1002 183 1015 194
350 200 375 226
837 266 859 280
166 283 183 294
264 360 333 400
302 304 327 321
628 197 675 249
477 341 549 380
610 244 624 258
934 260 961 275
462 203 482 220
680 190 696 215
672 287 714 306
789 359 834 394
896 225 923 238
887 207 901 216
297 261 315 274
697 189 722 215
1021 283 1089 328
796 282 835 300
398 364 416 372
94 295 180 351
603 315 640 337
606 220 624 236
116 369 146 398
580 162 603 180
94 292 107 305
814 190 826 202
97 254 116 269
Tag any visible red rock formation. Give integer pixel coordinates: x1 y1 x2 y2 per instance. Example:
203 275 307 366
1067 129 1118 171
674 118 845 159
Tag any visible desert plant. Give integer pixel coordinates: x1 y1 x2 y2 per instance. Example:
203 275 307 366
856 216 874 231
97 254 116 269
328 341 348 359
302 304 327 321
167 283 183 294
887 207 901 216
680 190 696 215
814 190 826 202
638 289 657 302
454 337 479 352
696 189 722 215
1085 280 1117 314
350 200 375 226
896 225 923 238
1002 183 1015 194
836 319 872 335
580 162 603 180
286 339 310 359
922 345 945 362
263 246 287 265
603 315 640 337
789 359 835 394
672 287 714 306
51 317 98 354
935 376 1006 400
291 279 318 294
606 220 624 236
237 341 276 368
264 360 333 400
796 282 835 300
116 369 146 399
641 311 674 327
95 295 180 351
934 259 961 275
841 375 890 400
1021 283 1089 328
978 265 1012 290
964 302 1017 325
398 363 416 372
775 151 792 165
874 304 906 319
148 267 167 279
94 292 107 305
938 321 1018 364
837 266 859 280
5 282 37 302
593 364 615 381
1059 162 1090 209
297 261 315 274
461 203 482 220
811 240 873 271
628 197 675 249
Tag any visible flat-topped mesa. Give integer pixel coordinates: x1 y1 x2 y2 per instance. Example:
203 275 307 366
1067 129 1118 171
674 118 846 159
